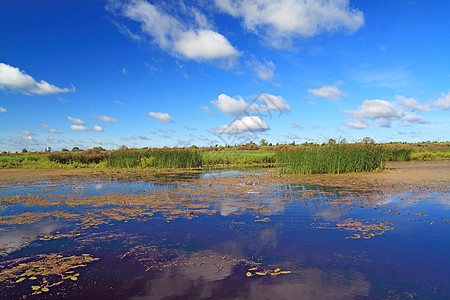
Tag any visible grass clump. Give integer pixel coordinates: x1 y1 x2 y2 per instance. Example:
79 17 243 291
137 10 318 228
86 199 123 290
106 148 202 169
276 143 385 174
202 151 275 166
48 150 108 165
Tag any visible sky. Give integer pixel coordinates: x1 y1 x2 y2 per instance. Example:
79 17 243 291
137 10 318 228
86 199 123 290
0 0 449 152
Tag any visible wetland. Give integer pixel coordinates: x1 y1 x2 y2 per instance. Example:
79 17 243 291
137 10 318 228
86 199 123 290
0 161 449 299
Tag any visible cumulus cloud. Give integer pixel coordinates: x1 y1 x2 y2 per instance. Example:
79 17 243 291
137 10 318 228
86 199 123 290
211 93 290 116
21 130 36 136
214 0 364 47
344 99 403 127
211 94 258 116
69 124 103 132
433 91 450 110
70 125 89 131
92 125 104 132
110 0 239 63
257 93 291 113
403 114 429 124
148 112 174 123
67 116 87 125
41 124 63 134
211 116 269 134
0 63 74 95
249 59 275 81
344 119 369 129
0 106 6 113
396 95 430 112
95 115 120 123
308 85 343 100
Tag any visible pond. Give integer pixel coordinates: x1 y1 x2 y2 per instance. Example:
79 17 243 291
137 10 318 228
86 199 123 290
0 170 449 299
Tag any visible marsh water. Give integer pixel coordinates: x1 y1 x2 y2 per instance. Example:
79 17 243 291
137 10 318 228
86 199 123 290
0 170 449 299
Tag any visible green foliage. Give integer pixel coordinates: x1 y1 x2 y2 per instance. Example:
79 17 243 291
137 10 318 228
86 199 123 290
106 148 203 169
202 151 276 166
276 143 385 174
48 150 108 165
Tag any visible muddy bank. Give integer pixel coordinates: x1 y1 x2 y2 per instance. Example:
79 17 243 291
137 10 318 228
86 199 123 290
0 161 448 192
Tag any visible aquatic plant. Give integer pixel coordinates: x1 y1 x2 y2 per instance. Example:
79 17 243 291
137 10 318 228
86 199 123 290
106 148 203 168
276 143 385 174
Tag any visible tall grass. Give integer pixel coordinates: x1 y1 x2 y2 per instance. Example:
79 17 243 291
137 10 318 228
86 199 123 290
276 143 385 174
106 148 203 169
48 150 108 165
202 151 275 166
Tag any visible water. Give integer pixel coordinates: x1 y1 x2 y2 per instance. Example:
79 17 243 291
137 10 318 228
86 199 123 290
0 170 449 299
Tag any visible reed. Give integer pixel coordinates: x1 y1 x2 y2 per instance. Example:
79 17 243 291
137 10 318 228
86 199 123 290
106 148 203 169
276 143 385 174
202 151 276 166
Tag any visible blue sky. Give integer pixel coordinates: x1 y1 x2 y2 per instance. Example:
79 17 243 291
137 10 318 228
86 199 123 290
0 0 449 151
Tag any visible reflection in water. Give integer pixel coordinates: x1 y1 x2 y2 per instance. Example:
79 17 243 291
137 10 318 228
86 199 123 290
0 170 449 299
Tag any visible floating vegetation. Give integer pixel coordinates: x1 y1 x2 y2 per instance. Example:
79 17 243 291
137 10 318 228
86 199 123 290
316 218 395 239
0 253 99 295
246 266 292 277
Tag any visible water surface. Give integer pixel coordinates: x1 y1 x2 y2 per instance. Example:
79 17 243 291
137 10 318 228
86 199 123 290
0 170 449 299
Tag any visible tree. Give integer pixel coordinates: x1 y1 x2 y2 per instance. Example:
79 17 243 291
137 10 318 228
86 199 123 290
45 147 52 152
22 148 28 153
259 139 268 147
72 147 80 151
362 137 374 144
328 138 337 145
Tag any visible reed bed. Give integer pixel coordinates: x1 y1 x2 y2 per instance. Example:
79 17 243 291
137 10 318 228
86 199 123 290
276 143 386 174
48 150 108 165
106 148 202 169
202 151 276 166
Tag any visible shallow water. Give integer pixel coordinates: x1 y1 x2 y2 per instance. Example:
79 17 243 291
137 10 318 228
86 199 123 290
0 170 449 299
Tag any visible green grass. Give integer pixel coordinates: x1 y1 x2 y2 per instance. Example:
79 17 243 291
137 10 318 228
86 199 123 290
276 143 386 174
202 151 276 166
106 148 203 169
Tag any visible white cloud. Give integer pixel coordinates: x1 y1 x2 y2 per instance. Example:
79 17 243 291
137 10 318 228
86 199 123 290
41 124 63 134
21 130 36 136
92 125 104 132
184 126 196 130
70 125 89 131
47 137 63 143
200 105 212 115
95 115 120 123
135 135 150 140
211 94 258 116
308 85 343 100
249 59 275 81
0 106 6 113
290 121 303 129
396 95 430 112
433 91 450 110
111 0 239 62
403 114 429 124
344 120 369 129
257 93 291 112
211 116 269 134
114 100 124 106
174 30 239 60
122 67 127 74
0 63 74 95
67 116 87 125
345 99 403 127
70 124 104 132
148 112 174 123
211 93 290 116
214 0 364 47
93 140 108 145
